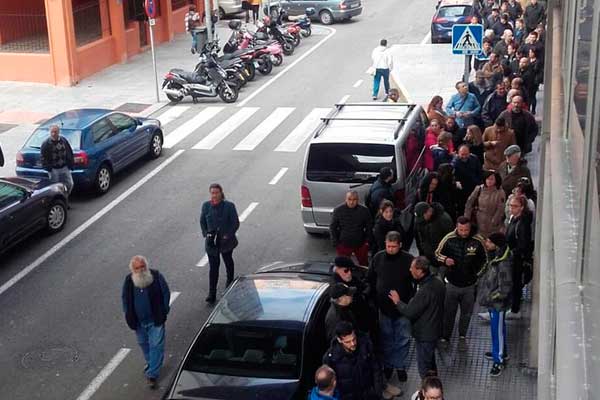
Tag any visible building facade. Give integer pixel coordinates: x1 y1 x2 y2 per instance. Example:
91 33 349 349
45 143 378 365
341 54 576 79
0 0 207 85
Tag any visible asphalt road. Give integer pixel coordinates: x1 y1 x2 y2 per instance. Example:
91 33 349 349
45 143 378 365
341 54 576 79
0 1 436 399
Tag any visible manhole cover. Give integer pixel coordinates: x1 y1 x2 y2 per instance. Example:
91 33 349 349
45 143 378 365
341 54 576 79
0 123 17 134
21 346 79 369
115 103 151 113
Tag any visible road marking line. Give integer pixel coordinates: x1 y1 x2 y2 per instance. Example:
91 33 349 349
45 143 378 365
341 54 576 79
75 348 131 400
237 27 337 107
338 95 350 104
158 106 189 126
196 254 208 267
274 108 330 152
169 291 181 306
163 107 223 148
0 150 185 297
239 202 259 222
269 167 289 185
192 107 259 150
421 32 431 45
353 79 363 88
233 107 295 151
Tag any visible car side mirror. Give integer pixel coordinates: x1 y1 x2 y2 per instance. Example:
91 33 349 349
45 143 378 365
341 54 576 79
136 119 143 126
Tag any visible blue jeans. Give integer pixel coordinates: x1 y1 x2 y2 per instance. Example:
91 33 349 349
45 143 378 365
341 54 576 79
379 313 411 370
190 31 199 52
135 322 165 379
373 68 390 98
415 340 437 378
489 309 507 363
49 166 74 196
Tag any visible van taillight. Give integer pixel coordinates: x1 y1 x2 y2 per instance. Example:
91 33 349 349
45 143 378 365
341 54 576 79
301 186 313 207
394 189 405 210
74 151 89 167
16 151 24 166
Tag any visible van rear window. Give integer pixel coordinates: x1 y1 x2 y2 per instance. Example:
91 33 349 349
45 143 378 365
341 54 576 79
307 143 395 183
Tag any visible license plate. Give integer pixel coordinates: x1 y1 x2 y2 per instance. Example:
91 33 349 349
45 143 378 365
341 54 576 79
253 61 259 68
350 3 357 8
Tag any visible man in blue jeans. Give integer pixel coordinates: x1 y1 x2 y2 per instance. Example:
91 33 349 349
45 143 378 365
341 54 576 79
368 231 413 397
122 255 171 389
371 39 393 100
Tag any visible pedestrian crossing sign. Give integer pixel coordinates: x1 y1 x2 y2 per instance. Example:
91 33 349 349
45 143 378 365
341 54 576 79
452 24 483 55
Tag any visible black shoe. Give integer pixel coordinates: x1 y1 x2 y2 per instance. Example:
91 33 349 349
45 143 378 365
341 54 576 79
396 369 407 382
191 47 196 54
383 367 394 380
205 294 216 303
489 363 504 377
484 352 510 361
146 377 157 389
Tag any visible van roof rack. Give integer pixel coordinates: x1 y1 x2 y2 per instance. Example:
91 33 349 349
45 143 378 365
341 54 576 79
320 117 408 122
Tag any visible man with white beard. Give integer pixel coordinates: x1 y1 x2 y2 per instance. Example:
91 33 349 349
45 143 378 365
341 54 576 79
122 255 170 389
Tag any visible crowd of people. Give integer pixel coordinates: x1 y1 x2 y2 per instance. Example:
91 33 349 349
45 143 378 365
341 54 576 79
316 1 543 398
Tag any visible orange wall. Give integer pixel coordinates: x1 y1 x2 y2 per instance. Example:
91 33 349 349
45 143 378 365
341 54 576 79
0 53 54 83
172 6 188 35
125 24 142 57
0 0 44 13
76 36 115 80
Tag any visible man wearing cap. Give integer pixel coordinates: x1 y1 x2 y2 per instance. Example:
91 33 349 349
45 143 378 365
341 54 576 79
483 116 516 170
325 283 358 343
498 144 533 196
498 95 538 153
388 257 446 378
477 233 513 377
485 5 501 30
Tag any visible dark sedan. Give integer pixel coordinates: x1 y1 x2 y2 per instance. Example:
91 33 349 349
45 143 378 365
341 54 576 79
431 0 480 43
163 262 334 400
16 109 163 194
0 177 68 253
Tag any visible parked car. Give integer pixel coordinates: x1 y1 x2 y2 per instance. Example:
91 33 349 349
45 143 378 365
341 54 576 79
163 262 335 400
300 102 429 234
218 0 243 19
266 0 362 25
431 0 480 43
16 109 163 194
0 177 68 253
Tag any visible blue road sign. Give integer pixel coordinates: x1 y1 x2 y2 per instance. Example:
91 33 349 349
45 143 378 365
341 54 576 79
452 24 483 55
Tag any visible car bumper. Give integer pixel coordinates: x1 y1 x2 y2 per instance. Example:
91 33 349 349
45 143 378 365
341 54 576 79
301 207 330 234
332 6 363 19
431 24 452 42
222 4 242 14
16 167 94 186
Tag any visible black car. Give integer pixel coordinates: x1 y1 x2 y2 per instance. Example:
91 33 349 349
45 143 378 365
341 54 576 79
163 262 335 400
0 177 68 253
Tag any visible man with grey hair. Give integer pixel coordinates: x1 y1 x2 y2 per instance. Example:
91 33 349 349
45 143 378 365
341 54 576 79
330 190 372 266
121 255 170 389
309 365 340 399
389 256 446 378
41 125 74 197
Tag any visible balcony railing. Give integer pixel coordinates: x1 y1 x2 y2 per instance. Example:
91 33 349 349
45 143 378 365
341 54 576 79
74 1 111 47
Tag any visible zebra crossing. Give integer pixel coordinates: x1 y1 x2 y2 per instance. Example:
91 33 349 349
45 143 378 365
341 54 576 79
157 105 333 153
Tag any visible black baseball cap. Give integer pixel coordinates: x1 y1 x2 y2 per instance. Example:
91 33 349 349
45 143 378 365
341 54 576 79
330 283 357 299
334 256 356 270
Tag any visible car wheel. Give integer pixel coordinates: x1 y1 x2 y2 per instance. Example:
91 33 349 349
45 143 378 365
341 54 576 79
149 131 163 159
46 200 67 234
319 10 333 25
94 163 112 195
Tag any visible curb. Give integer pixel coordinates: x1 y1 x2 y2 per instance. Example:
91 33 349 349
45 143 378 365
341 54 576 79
390 71 411 103
139 101 170 118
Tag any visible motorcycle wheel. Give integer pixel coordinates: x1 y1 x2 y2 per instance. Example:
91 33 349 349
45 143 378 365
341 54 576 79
293 34 301 47
282 42 294 56
165 82 184 103
301 27 312 37
258 57 273 75
272 54 283 66
218 83 239 103
245 62 256 81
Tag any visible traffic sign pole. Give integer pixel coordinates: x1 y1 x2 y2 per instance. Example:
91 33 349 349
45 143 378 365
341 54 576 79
144 0 160 102
205 0 212 41
464 56 470 83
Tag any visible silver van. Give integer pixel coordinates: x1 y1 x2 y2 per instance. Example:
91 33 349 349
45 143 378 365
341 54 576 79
218 0 243 18
300 103 429 234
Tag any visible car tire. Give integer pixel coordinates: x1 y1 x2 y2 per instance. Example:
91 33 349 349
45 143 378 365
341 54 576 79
319 10 333 25
94 163 112 195
46 199 67 234
148 131 163 159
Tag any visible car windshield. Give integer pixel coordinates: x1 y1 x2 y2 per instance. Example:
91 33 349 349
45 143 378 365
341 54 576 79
438 5 471 17
183 321 303 379
25 128 82 150
307 143 396 183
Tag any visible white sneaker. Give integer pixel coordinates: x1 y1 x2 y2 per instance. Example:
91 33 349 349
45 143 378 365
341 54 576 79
478 312 491 321
383 384 403 399
506 311 521 320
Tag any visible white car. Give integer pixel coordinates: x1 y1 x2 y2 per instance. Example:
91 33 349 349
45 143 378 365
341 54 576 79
218 0 243 18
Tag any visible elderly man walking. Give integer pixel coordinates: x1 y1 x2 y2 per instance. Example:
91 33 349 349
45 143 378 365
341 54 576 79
41 125 74 197
330 190 373 266
122 255 171 389
371 39 393 100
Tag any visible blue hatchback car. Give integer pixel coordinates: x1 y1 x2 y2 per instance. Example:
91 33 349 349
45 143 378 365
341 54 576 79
431 0 480 43
16 109 163 194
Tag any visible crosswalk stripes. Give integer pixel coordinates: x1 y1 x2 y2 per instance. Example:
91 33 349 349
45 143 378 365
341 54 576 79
274 108 331 152
192 107 259 150
163 107 223 149
233 107 295 151
157 105 189 126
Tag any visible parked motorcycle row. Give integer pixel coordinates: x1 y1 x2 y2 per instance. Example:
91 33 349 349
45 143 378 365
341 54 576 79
162 8 315 104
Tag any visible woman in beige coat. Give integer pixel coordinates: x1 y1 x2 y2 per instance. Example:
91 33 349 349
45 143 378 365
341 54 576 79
464 170 506 238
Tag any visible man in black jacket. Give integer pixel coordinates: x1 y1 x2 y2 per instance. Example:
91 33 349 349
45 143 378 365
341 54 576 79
368 231 414 387
482 83 509 127
330 190 373 266
523 0 545 32
366 167 395 217
41 125 75 197
389 256 446 378
323 321 383 400
121 255 170 389
414 202 454 274
325 283 358 342
435 217 487 351
499 96 538 154
452 145 483 215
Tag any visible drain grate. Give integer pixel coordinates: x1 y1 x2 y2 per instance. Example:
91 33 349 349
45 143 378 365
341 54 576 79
115 103 152 113
0 123 17 134
21 346 80 369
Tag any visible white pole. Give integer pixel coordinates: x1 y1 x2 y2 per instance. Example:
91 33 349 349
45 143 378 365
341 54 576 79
148 21 160 103
205 0 213 40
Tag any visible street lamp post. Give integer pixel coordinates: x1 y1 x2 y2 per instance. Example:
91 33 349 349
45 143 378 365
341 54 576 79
205 0 213 40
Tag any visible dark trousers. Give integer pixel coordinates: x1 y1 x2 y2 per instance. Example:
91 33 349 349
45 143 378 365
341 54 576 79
415 340 437 378
511 258 524 313
443 283 476 339
208 251 234 295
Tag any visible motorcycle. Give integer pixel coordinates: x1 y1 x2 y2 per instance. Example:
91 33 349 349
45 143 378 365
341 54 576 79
287 10 313 38
238 30 285 68
163 51 239 104
257 17 295 56
223 26 274 78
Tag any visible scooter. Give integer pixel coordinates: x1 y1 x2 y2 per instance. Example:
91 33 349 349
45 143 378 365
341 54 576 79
257 17 295 56
287 8 314 37
239 30 285 67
